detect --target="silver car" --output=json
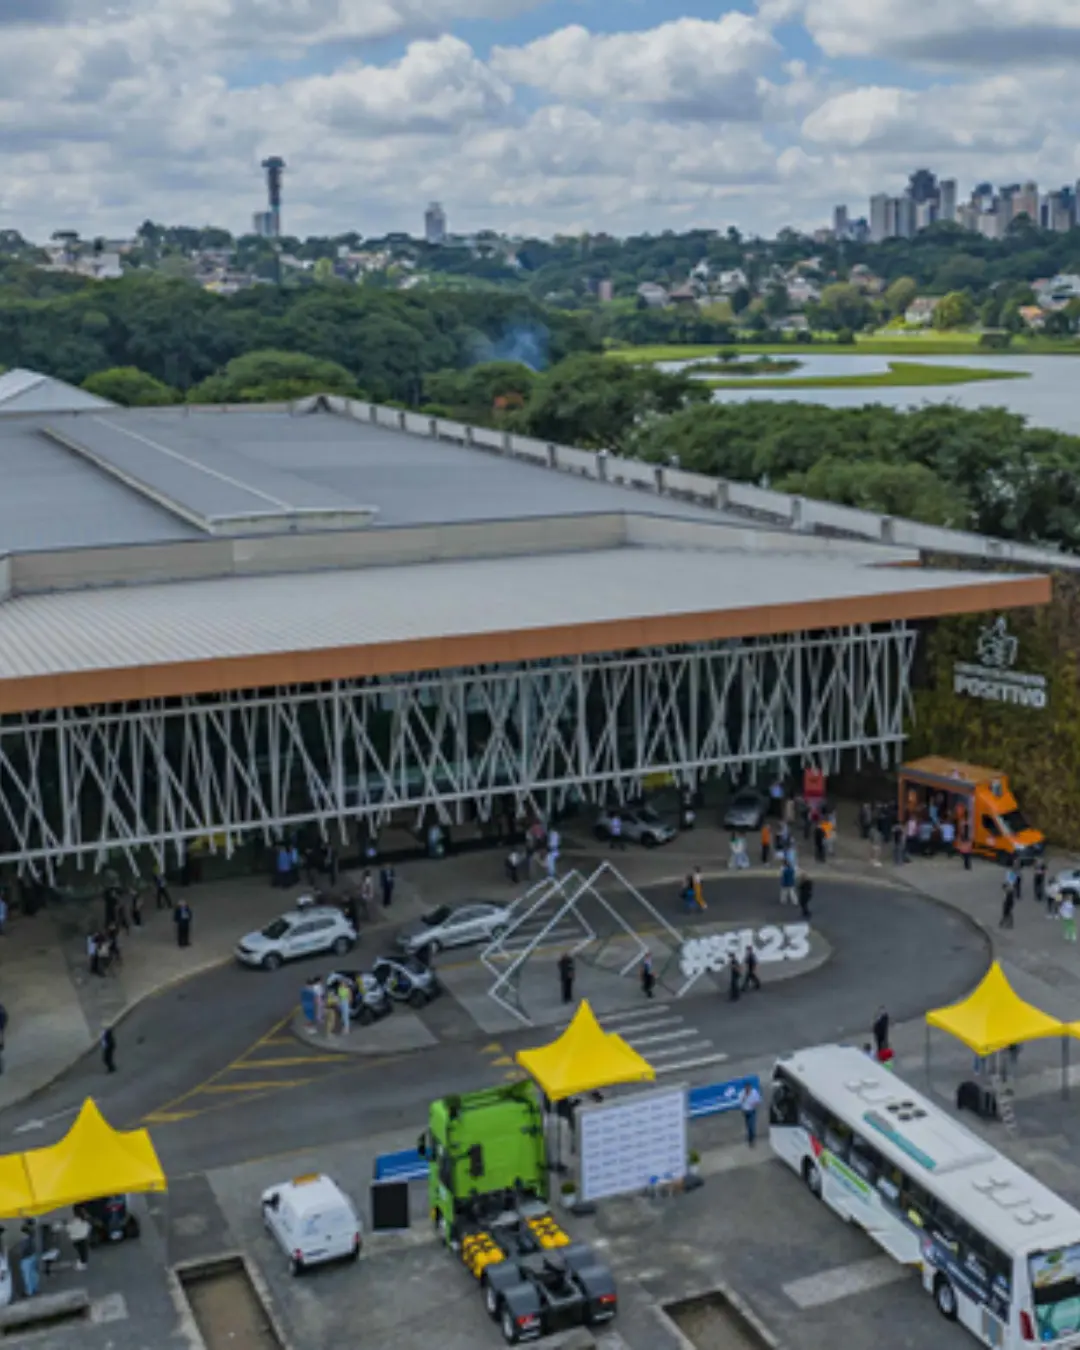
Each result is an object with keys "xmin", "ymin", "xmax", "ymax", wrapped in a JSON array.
[
  {"xmin": 723, "ymin": 789, "xmax": 769, "ymax": 831},
  {"xmin": 595, "ymin": 806, "xmax": 677, "ymax": 847},
  {"xmin": 395, "ymin": 902, "xmax": 509, "ymax": 956}
]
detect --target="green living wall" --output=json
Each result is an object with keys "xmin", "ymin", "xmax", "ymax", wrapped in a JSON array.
[{"xmin": 910, "ymin": 575, "xmax": 1080, "ymax": 849}]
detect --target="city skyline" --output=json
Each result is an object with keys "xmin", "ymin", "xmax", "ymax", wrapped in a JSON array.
[{"xmin": 2, "ymin": 2, "xmax": 1080, "ymax": 242}]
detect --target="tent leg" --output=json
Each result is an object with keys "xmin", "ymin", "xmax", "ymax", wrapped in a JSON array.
[
  {"xmin": 1063, "ymin": 1037, "xmax": 1070, "ymax": 1102},
  {"xmin": 924, "ymin": 1024, "xmax": 930, "ymax": 1086}
]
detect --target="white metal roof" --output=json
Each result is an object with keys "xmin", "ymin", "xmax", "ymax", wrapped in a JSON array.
[
  {"xmin": 0, "ymin": 545, "xmax": 1040, "ymax": 681},
  {"xmin": 0, "ymin": 369, "xmax": 112, "ymax": 415},
  {"xmin": 782, "ymin": 1045, "xmax": 1080, "ymax": 1255}
]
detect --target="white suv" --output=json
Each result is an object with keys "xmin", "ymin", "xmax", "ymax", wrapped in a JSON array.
[{"xmin": 235, "ymin": 906, "xmax": 357, "ymax": 971}]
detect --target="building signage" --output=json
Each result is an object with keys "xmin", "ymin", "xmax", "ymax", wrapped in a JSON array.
[{"xmin": 953, "ymin": 617, "xmax": 1047, "ymax": 710}]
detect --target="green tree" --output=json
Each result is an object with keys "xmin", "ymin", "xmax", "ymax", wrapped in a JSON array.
[
  {"xmin": 523, "ymin": 354, "xmax": 707, "ymax": 453},
  {"xmin": 883, "ymin": 276, "xmax": 918, "ymax": 319},
  {"xmin": 763, "ymin": 284, "xmax": 789, "ymax": 319},
  {"xmin": 816, "ymin": 283, "xmax": 873, "ymax": 331},
  {"xmin": 980, "ymin": 294, "xmax": 1003, "ymax": 328},
  {"xmin": 188, "ymin": 350, "xmax": 361, "ymax": 403},
  {"xmin": 932, "ymin": 291, "xmax": 976, "ymax": 330},
  {"xmin": 778, "ymin": 458, "xmax": 966, "ymax": 527},
  {"xmin": 730, "ymin": 286, "xmax": 752, "ymax": 315},
  {"xmin": 82, "ymin": 366, "xmax": 180, "ymax": 406}
]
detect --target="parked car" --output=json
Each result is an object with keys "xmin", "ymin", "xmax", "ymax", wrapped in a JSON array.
[
  {"xmin": 372, "ymin": 954, "xmax": 441, "ymax": 1007},
  {"xmin": 1048, "ymin": 869, "xmax": 1080, "ymax": 903},
  {"xmin": 261, "ymin": 1173, "xmax": 362, "ymax": 1275},
  {"xmin": 325, "ymin": 970, "xmax": 393, "ymax": 1025},
  {"xmin": 235, "ymin": 907, "xmax": 357, "ymax": 971},
  {"xmin": 396, "ymin": 901, "xmax": 509, "ymax": 957},
  {"xmin": 594, "ymin": 805, "xmax": 676, "ymax": 848},
  {"xmin": 723, "ymin": 788, "xmax": 769, "ymax": 831}
]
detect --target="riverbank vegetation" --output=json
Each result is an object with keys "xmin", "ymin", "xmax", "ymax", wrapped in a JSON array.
[{"xmin": 699, "ymin": 361, "xmax": 1028, "ymax": 391}]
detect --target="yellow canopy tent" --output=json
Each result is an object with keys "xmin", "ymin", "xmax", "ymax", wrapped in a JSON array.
[
  {"xmin": 0, "ymin": 1153, "xmax": 37, "ymax": 1218},
  {"xmin": 515, "ymin": 999, "xmax": 656, "ymax": 1101},
  {"xmin": 24, "ymin": 1098, "xmax": 166, "ymax": 1214},
  {"xmin": 925, "ymin": 962, "xmax": 1069, "ymax": 1099},
  {"xmin": 926, "ymin": 961, "xmax": 1064, "ymax": 1056}
]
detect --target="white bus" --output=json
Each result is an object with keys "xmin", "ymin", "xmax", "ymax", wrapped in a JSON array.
[{"xmin": 769, "ymin": 1044, "xmax": 1080, "ymax": 1349}]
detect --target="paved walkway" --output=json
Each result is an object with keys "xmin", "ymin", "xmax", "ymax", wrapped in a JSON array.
[{"xmin": 1, "ymin": 807, "xmax": 1076, "ymax": 1115}]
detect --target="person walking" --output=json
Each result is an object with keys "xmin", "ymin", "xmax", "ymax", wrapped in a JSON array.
[
  {"xmin": 640, "ymin": 950, "xmax": 655, "ymax": 1000},
  {"xmin": 1006, "ymin": 864, "xmax": 1022, "ymax": 901},
  {"xmin": 379, "ymin": 865, "xmax": 395, "ymax": 909},
  {"xmin": 101, "ymin": 1025, "xmax": 116, "ymax": 1074},
  {"xmin": 174, "ymin": 899, "xmax": 192, "ymax": 948},
  {"xmin": 797, "ymin": 871, "xmax": 813, "ymax": 919},
  {"xmin": 904, "ymin": 815, "xmax": 917, "ymax": 861},
  {"xmin": 957, "ymin": 829, "xmax": 972, "ymax": 871},
  {"xmin": 813, "ymin": 820, "xmax": 826, "ymax": 864},
  {"xmin": 872, "ymin": 1005, "xmax": 890, "ymax": 1057},
  {"xmin": 68, "ymin": 1208, "xmax": 91, "ymax": 1271},
  {"xmin": 742, "ymin": 944, "xmax": 761, "ymax": 993},
  {"xmin": 890, "ymin": 820, "xmax": 904, "ymax": 866},
  {"xmin": 1061, "ymin": 893, "xmax": 1077, "ymax": 944},
  {"xmin": 691, "ymin": 866, "xmax": 706, "ymax": 912},
  {"xmin": 779, "ymin": 858, "xmax": 796, "ymax": 906},
  {"xmin": 153, "ymin": 868, "xmax": 170, "ymax": 909},
  {"xmin": 131, "ymin": 886, "xmax": 143, "ymax": 928},
  {"xmin": 727, "ymin": 951, "xmax": 742, "ymax": 1002},
  {"xmin": 558, "ymin": 952, "xmax": 575, "ymax": 1005},
  {"xmin": 760, "ymin": 822, "xmax": 771, "ymax": 867},
  {"xmin": 739, "ymin": 1080, "xmax": 761, "ymax": 1147},
  {"xmin": 1001, "ymin": 880, "xmax": 1016, "ymax": 930},
  {"xmin": 608, "ymin": 812, "xmax": 624, "ymax": 850},
  {"xmin": 868, "ymin": 824, "xmax": 882, "ymax": 868}
]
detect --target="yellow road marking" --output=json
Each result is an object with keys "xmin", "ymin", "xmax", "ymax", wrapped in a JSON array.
[
  {"xmin": 481, "ymin": 1042, "xmax": 503, "ymax": 1055},
  {"xmin": 491, "ymin": 1056, "xmax": 514, "ymax": 1067},
  {"xmin": 142, "ymin": 1111, "xmax": 198, "ymax": 1124},
  {"xmin": 197, "ymin": 1079, "xmax": 315, "ymax": 1093},
  {"xmin": 260, "ymin": 1035, "xmax": 295, "ymax": 1046},
  {"xmin": 232, "ymin": 1055, "xmax": 347, "ymax": 1068}
]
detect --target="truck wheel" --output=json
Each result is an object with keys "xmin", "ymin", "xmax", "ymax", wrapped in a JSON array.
[
  {"xmin": 500, "ymin": 1307, "xmax": 520, "ymax": 1345},
  {"xmin": 482, "ymin": 1278, "xmax": 500, "ymax": 1320}
]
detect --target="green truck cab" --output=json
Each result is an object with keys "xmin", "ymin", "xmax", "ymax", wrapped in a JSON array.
[
  {"xmin": 425, "ymin": 1081, "xmax": 547, "ymax": 1238},
  {"xmin": 420, "ymin": 1081, "xmax": 617, "ymax": 1345}
]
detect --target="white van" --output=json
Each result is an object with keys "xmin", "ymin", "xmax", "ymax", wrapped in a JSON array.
[{"xmin": 260, "ymin": 1173, "xmax": 362, "ymax": 1275}]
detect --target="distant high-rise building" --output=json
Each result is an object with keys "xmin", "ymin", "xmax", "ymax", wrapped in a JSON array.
[
  {"xmin": 976, "ymin": 211, "xmax": 1003, "ymax": 241},
  {"xmin": 1013, "ymin": 182, "xmax": 1039, "ymax": 227},
  {"xmin": 424, "ymin": 202, "xmax": 447, "ymax": 245},
  {"xmin": 833, "ymin": 205, "xmax": 849, "ymax": 239},
  {"xmin": 260, "ymin": 156, "xmax": 285, "ymax": 237},
  {"xmin": 908, "ymin": 169, "xmax": 938, "ymax": 205},
  {"xmin": 939, "ymin": 179, "xmax": 958, "ymax": 223},
  {"xmin": 1043, "ymin": 191, "xmax": 1072, "ymax": 233},
  {"xmin": 869, "ymin": 194, "xmax": 891, "ymax": 243},
  {"xmin": 597, "ymin": 279, "xmax": 614, "ymax": 303},
  {"xmin": 252, "ymin": 211, "xmax": 275, "ymax": 238},
  {"xmin": 915, "ymin": 199, "xmax": 937, "ymax": 231},
  {"xmin": 895, "ymin": 195, "xmax": 916, "ymax": 239}
]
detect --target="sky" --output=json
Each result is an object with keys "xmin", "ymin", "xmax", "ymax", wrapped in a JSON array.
[{"xmin": 2, "ymin": 0, "xmax": 1080, "ymax": 242}]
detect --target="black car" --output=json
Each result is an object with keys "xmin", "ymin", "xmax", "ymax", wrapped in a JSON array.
[{"xmin": 82, "ymin": 1195, "xmax": 140, "ymax": 1245}]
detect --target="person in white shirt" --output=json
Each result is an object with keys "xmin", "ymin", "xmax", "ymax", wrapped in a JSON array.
[
  {"xmin": 67, "ymin": 1209, "xmax": 91, "ymax": 1270},
  {"xmin": 739, "ymin": 1081, "xmax": 762, "ymax": 1146}
]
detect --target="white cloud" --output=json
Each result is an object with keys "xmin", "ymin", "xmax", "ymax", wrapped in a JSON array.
[
  {"xmin": 491, "ymin": 16, "xmax": 777, "ymax": 119},
  {"xmin": 798, "ymin": 0, "xmax": 1080, "ymax": 63}
]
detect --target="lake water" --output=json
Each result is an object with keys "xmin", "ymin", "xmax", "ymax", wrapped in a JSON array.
[{"xmin": 659, "ymin": 355, "xmax": 1080, "ymax": 434}]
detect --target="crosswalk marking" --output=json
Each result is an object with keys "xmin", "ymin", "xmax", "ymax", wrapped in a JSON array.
[
  {"xmin": 626, "ymin": 1029, "xmax": 704, "ymax": 1047},
  {"xmin": 588, "ymin": 1004, "xmax": 725, "ymax": 1076},
  {"xmin": 782, "ymin": 1256, "xmax": 910, "ymax": 1309},
  {"xmin": 653, "ymin": 1051, "xmax": 730, "ymax": 1076}
]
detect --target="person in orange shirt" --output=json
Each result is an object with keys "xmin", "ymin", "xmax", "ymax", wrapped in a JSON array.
[{"xmin": 760, "ymin": 822, "xmax": 772, "ymax": 866}]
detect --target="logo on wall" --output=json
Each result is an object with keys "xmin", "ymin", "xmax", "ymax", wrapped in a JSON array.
[{"xmin": 953, "ymin": 616, "xmax": 1047, "ymax": 710}]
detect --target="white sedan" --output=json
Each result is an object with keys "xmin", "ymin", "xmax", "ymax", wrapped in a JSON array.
[
  {"xmin": 235, "ymin": 906, "xmax": 357, "ymax": 971},
  {"xmin": 595, "ymin": 806, "xmax": 677, "ymax": 847},
  {"xmin": 1048, "ymin": 869, "xmax": 1080, "ymax": 902}
]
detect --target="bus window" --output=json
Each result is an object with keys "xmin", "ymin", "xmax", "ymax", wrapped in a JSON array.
[
  {"xmin": 797, "ymin": 1093, "xmax": 828, "ymax": 1141},
  {"xmin": 849, "ymin": 1137, "xmax": 884, "ymax": 1185},
  {"xmin": 770, "ymin": 1079, "xmax": 799, "ymax": 1127},
  {"xmin": 824, "ymin": 1118, "xmax": 853, "ymax": 1162}
]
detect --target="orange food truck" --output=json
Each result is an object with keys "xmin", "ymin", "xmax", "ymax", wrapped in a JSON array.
[{"xmin": 898, "ymin": 756, "xmax": 1044, "ymax": 864}]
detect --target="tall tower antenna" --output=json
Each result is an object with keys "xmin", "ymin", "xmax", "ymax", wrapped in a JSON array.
[{"xmin": 261, "ymin": 156, "xmax": 286, "ymax": 237}]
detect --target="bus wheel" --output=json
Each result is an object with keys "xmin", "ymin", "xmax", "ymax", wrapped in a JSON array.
[
  {"xmin": 801, "ymin": 1159, "xmax": 822, "ymax": 1199},
  {"xmin": 934, "ymin": 1276, "xmax": 958, "ymax": 1321}
]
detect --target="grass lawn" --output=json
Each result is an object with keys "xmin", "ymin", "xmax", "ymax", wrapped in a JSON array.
[
  {"xmin": 608, "ymin": 334, "xmax": 1080, "ymax": 362},
  {"xmin": 700, "ymin": 361, "xmax": 1030, "ymax": 391}
]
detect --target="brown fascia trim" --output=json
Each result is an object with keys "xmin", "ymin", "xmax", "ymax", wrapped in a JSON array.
[{"xmin": 0, "ymin": 573, "xmax": 1051, "ymax": 716}]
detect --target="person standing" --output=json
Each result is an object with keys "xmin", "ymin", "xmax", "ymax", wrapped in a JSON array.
[
  {"xmin": 739, "ymin": 1080, "xmax": 761, "ymax": 1147},
  {"xmin": 337, "ymin": 982, "xmax": 351, "ymax": 1036},
  {"xmin": 380, "ymin": 865, "xmax": 395, "ymax": 909},
  {"xmin": 360, "ymin": 869, "xmax": 375, "ymax": 917},
  {"xmin": 872, "ymin": 1005, "xmax": 889, "ymax": 1057},
  {"xmin": 813, "ymin": 821, "xmax": 826, "ymax": 864},
  {"xmin": 153, "ymin": 868, "xmax": 171, "ymax": 909},
  {"xmin": 174, "ymin": 899, "xmax": 192, "ymax": 947},
  {"xmin": 957, "ymin": 829, "xmax": 972, "ymax": 871},
  {"xmin": 19, "ymin": 1224, "xmax": 39, "ymax": 1297},
  {"xmin": 1034, "ymin": 859, "xmax": 1048, "ymax": 912},
  {"xmin": 797, "ymin": 871, "xmax": 813, "ymax": 919},
  {"xmin": 1006, "ymin": 864, "xmax": 1022, "ymax": 901},
  {"xmin": 101, "ymin": 1025, "xmax": 116, "ymax": 1074},
  {"xmin": 1001, "ymin": 880, "xmax": 1016, "ymax": 930},
  {"xmin": 742, "ymin": 945, "xmax": 761, "ymax": 993},
  {"xmin": 891, "ymin": 820, "xmax": 904, "ymax": 866},
  {"xmin": 68, "ymin": 1208, "xmax": 91, "ymax": 1271},
  {"xmin": 558, "ymin": 952, "xmax": 575, "ymax": 1005},
  {"xmin": 131, "ymin": 887, "xmax": 143, "ymax": 928},
  {"xmin": 760, "ymin": 822, "xmax": 771, "ymax": 867},
  {"xmin": 868, "ymin": 824, "xmax": 882, "ymax": 868},
  {"xmin": 640, "ymin": 951, "xmax": 655, "ymax": 1000},
  {"xmin": 1061, "ymin": 893, "xmax": 1077, "ymax": 944},
  {"xmin": 691, "ymin": 866, "xmax": 706, "ymax": 912},
  {"xmin": 608, "ymin": 812, "xmax": 624, "ymax": 850},
  {"xmin": 904, "ymin": 815, "xmax": 917, "ymax": 861},
  {"xmin": 313, "ymin": 975, "xmax": 326, "ymax": 1028},
  {"xmin": 779, "ymin": 857, "xmax": 796, "ymax": 906},
  {"xmin": 727, "ymin": 951, "xmax": 742, "ymax": 1002}
]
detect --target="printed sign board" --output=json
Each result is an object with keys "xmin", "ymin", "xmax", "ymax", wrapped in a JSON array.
[
  {"xmin": 954, "ymin": 617, "xmax": 1047, "ymax": 710},
  {"xmin": 578, "ymin": 1084, "xmax": 687, "ymax": 1203}
]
